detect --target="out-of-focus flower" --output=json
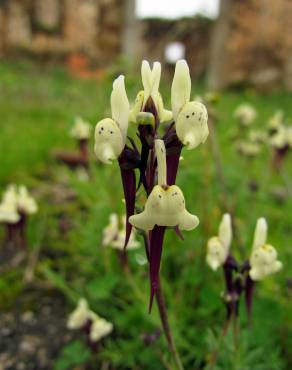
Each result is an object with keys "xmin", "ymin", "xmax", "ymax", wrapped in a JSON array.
[
  {"xmin": 67, "ymin": 299, "xmax": 113, "ymax": 342},
  {"xmin": 129, "ymin": 139, "xmax": 199, "ymax": 231},
  {"xmin": 94, "ymin": 76, "xmax": 130, "ymax": 164},
  {"xmin": 171, "ymin": 60, "xmax": 209, "ymax": 149},
  {"xmin": 17, "ymin": 186, "xmax": 38, "ymax": 215},
  {"xmin": 267, "ymin": 110, "xmax": 284, "ymax": 131},
  {"xmin": 0, "ymin": 185, "xmax": 37, "ymax": 219},
  {"xmin": 235, "ymin": 140, "xmax": 261, "ymax": 157},
  {"xmin": 249, "ymin": 129, "xmax": 267, "ymax": 144},
  {"xmin": 89, "ymin": 315, "xmax": 113, "ymax": 342},
  {"xmin": 70, "ymin": 116, "xmax": 91, "ymax": 140},
  {"xmin": 249, "ymin": 218, "xmax": 282, "ymax": 281},
  {"xmin": 0, "ymin": 200, "xmax": 20, "ymax": 224},
  {"xmin": 206, "ymin": 214, "xmax": 232, "ymax": 271},
  {"xmin": 234, "ymin": 103, "xmax": 257, "ymax": 126},
  {"xmin": 111, "ymin": 215, "xmax": 140, "ymax": 250},
  {"xmin": 129, "ymin": 60, "xmax": 172, "ymax": 123},
  {"xmin": 269, "ymin": 125, "xmax": 292, "ymax": 149},
  {"xmin": 67, "ymin": 298, "xmax": 92, "ymax": 329},
  {"xmin": 102, "ymin": 213, "xmax": 140, "ymax": 250},
  {"xmin": 102, "ymin": 213, "xmax": 119, "ymax": 246}
]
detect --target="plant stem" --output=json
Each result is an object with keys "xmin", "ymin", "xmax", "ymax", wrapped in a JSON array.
[{"xmin": 156, "ymin": 278, "xmax": 184, "ymax": 370}]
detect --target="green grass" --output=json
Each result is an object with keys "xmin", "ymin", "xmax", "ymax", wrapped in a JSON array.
[{"xmin": 0, "ymin": 60, "xmax": 291, "ymax": 369}]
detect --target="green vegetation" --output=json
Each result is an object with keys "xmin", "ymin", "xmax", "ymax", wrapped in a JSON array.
[{"xmin": 0, "ymin": 61, "xmax": 291, "ymax": 369}]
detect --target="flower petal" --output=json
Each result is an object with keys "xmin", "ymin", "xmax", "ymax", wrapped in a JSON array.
[
  {"xmin": 141, "ymin": 60, "xmax": 152, "ymax": 108},
  {"xmin": 218, "ymin": 213, "xmax": 232, "ymax": 249},
  {"xmin": 252, "ymin": 217, "xmax": 267, "ymax": 250},
  {"xmin": 176, "ymin": 101, "xmax": 208, "ymax": 150},
  {"xmin": 155, "ymin": 139, "xmax": 167, "ymax": 186},
  {"xmin": 171, "ymin": 60, "xmax": 191, "ymax": 121},
  {"xmin": 94, "ymin": 118, "xmax": 124, "ymax": 164},
  {"xmin": 111, "ymin": 75, "xmax": 130, "ymax": 142},
  {"xmin": 129, "ymin": 185, "xmax": 199, "ymax": 231}
]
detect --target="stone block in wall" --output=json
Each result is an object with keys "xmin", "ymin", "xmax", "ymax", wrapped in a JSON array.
[
  {"xmin": 64, "ymin": 0, "xmax": 99, "ymax": 56},
  {"xmin": 6, "ymin": 1, "xmax": 32, "ymax": 47},
  {"xmin": 34, "ymin": 0, "xmax": 60, "ymax": 31},
  {"xmin": 0, "ymin": 7, "xmax": 5, "ymax": 56}
]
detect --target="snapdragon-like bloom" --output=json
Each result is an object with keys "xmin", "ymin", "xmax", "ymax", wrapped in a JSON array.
[
  {"xmin": 0, "ymin": 200, "xmax": 20, "ymax": 224},
  {"xmin": 89, "ymin": 315, "xmax": 113, "ymax": 342},
  {"xmin": 249, "ymin": 218, "xmax": 282, "ymax": 281},
  {"xmin": 129, "ymin": 139, "xmax": 199, "ymax": 231},
  {"xmin": 269, "ymin": 124, "xmax": 292, "ymax": 149},
  {"xmin": 102, "ymin": 214, "xmax": 140, "ymax": 250},
  {"xmin": 67, "ymin": 298, "xmax": 113, "ymax": 343},
  {"xmin": 267, "ymin": 110, "xmax": 284, "ymax": 131},
  {"xmin": 67, "ymin": 298, "xmax": 92, "ymax": 329},
  {"xmin": 206, "ymin": 214, "xmax": 232, "ymax": 271},
  {"xmin": 129, "ymin": 60, "xmax": 172, "ymax": 123},
  {"xmin": 94, "ymin": 76, "xmax": 130, "ymax": 164},
  {"xmin": 102, "ymin": 213, "xmax": 119, "ymax": 246},
  {"xmin": 235, "ymin": 140, "xmax": 261, "ymax": 157},
  {"xmin": 234, "ymin": 103, "xmax": 257, "ymax": 126},
  {"xmin": 171, "ymin": 60, "xmax": 209, "ymax": 149},
  {"xmin": 1, "ymin": 185, "xmax": 37, "ymax": 217},
  {"xmin": 17, "ymin": 186, "xmax": 38, "ymax": 215},
  {"xmin": 70, "ymin": 116, "xmax": 91, "ymax": 140}
]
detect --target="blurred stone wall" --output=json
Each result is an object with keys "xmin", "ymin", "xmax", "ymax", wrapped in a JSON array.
[
  {"xmin": 208, "ymin": 0, "xmax": 292, "ymax": 90},
  {"xmin": 0, "ymin": 0, "xmax": 124, "ymax": 63},
  {"xmin": 140, "ymin": 17, "xmax": 212, "ymax": 78}
]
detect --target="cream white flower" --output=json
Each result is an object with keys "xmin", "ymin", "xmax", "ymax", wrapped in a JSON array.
[
  {"xmin": 129, "ymin": 139, "xmax": 199, "ymax": 231},
  {"xmin": 17, "ymin": 186, "xmax": 38, "ymax": 215},
  {"xmin": 1, "ymin": 185, "xmax": 37, "ymax": 217},
  {"xmin": 90, "ymin": 315, "xmax": 113, "ymax": 342},
  {"xmin": 206, "ymin": 214, "xmax": 232, "ymax": 271},
  {"xmin": 70, "ymin": 116, "xmax": 91, "ymax": 140},
  {"xmin": 249, "ymin": 218, "xmax": 282, "ymax": 281},
  {"xmin": 111, "ymin": 215, "xmax": 140, "ymax": 250},
  {"xmin": 171, "ymin": 60, "xmax": 209, "ymax": 149},
  {"xmin": 67, "ymin": 298, "xmax": 91, "ymax": 330},
  {"xmin": 129, "ymin": 61, "xmax": 172, "ymax": 124},
  {"xmin": 269, "ymin": 124, "xmax": 292, "ymax": 149},
  {"xmin": 0, "ymin": 201, "xmax": 20, "ymax": 224},
  {"xmin": 267, "ymin": 110, "xmax": 284, "ymax": 130},
  {"xmin": 94, "ymin": 76, "xmax": 130, "ymax": 164},
  {"xmin": 102, "ymin": 213, "xmax": 140, "ymax": 250},
  {"xmin": 102, "ymin": 213, "xmax": 119, "ymax": 246},
  {"xmin": 235, "ymin": 140, "xmax": 261, "ymax": 157},
  {"xmin": 234, "ymin": 103, "xmax": 257, "ymax": 126}
]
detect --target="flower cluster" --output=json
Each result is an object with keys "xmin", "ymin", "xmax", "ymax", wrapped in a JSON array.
[
  {"xmin": 0, "ymin": 185, "xmax": 37, "ymax": 224},
  {"xmin": 70, "ymin": 116, "xmax": 91, "ymax": 140},
  {"xmin": 67, "ymin": 298, "xmax": 113, "ymax": 343},
  {"xmin": 206, "ymin": 214, "xmax": 282, "ymax": 321},
  {"xmin": 94, "ymin": 60, "xmax": 209, "ymax": 309}
]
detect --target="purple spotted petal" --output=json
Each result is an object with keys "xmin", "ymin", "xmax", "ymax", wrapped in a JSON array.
[{"xmin": 148, "ymin": 226, "xmax": 166, "ymax": 313}]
